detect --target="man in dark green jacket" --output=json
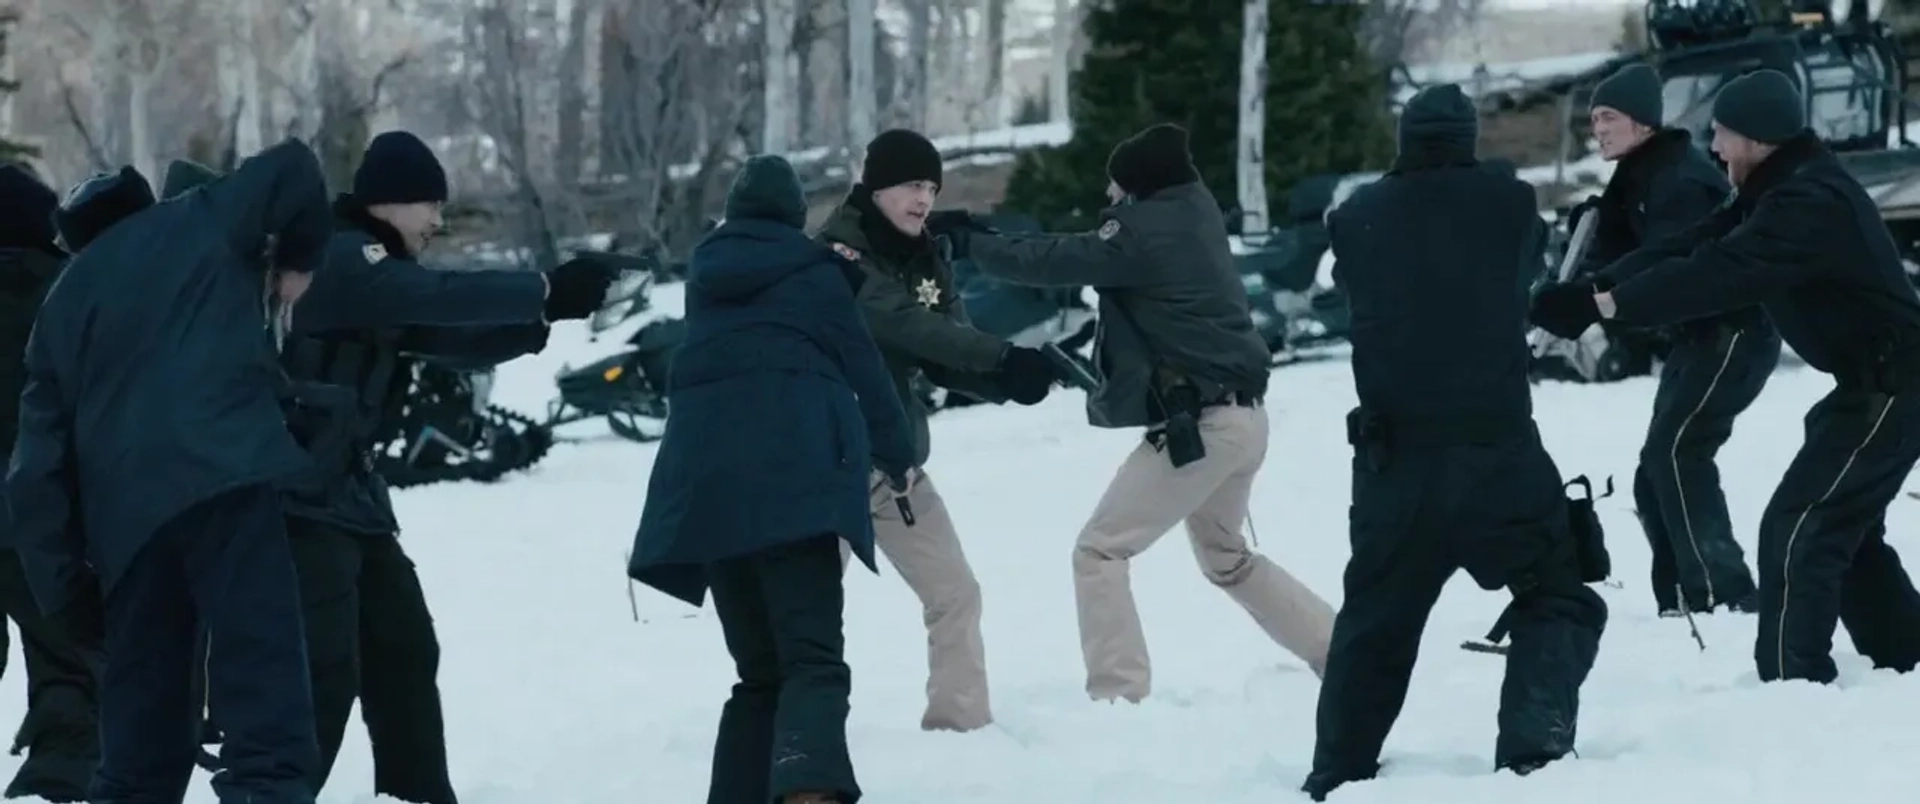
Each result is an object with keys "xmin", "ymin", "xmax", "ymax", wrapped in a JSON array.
[{"xmin": 815, "ymin": 129, "xmax": 1059, "ymax": 732}]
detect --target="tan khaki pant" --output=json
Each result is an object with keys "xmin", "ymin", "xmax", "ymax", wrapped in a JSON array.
[
  {"xmin": 841, "ymin": 469, "xmax": 992, "ymax": 731},
  {"xmin": 1074, "ymin": 404, "xmax": 1333, "ymax": 702}
]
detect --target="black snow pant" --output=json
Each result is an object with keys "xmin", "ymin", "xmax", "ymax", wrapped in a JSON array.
[
  {"xmin": 0, "ymin": 549, "xmax": 100, "ymax": 803},
  {"xmin": 287, "ymin": 517, "xmax": 456, "ymax": 804},
  {"xmin": 1753, "ymin": 385, "xmax": 1920, "ymax": 683},
  {"xmin": 1307, "ymin": 412, "xmax": 1607, "ymax": 800},
  {"xmin": 96, "ymin": 484, "xmax": 318, "ymax": 804},
  {"xmin": 706, "ymin": 534, "xmax": 859, "ymax": 804},
  {"xmin": 1633, "ymin": 325, "xmax": 1777, "ymax": 613}
]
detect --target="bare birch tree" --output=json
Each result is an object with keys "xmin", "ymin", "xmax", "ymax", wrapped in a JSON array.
[
  {"xmin": 1237, "ymin": 0, "xmax": 1269, "ymax": 238},
  {"xmin": 847, "ymin": 0, "xmax": 876, "ymax": 163},
  {"xmin": 763, "ymin": 0, "xmax": 798, "ymax": 152}
]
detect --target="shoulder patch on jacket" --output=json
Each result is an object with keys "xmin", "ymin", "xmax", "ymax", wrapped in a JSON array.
[
  {"xmin": 1097, "ymin": 219, "xmax": 1122, "ymax": 241},
  {"xmin": 362, "ymin": 243, "xmax": 387, "ymax": 264},
  {"xmin": 829, "ymin": 242, "xmax": 862, "ymax": 262}
]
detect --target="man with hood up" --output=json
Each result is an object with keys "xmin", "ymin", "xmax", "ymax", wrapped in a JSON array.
[
  {"xmin": 633, "ymin": 154, "xmax": 915, "ymax": 804},
  {"xmin": 813, "ymin": 128, "xmax": 1060, "ymax": 732},
  {"xmin": 1534, "ymin": 69, "xmax": 1920, "ymax": 684},
  {"xmin": 274, "ymin": 131, "xmax": 619, "ymax": 803},
  {"xmin": 1579, "ymin": 64, "xmax": 1774, "ymax": 618},
  {"xmin": 153, "ymin": 156, "xmax": 264, "ymax": 772},
  {"xmin": 0, "ymin": 162, "xmax": 98, "ymax": 803},
  {"xmin": 943, "ymin": 123, "xmax": 1335, "ymax": 700},
  {"xmin": 1304, "ymin": 85, "xmax": 1608, "ymax": 799},
  {"xmin": 7, "ymin": 138, "xmax": 334, "ymax": 803}
]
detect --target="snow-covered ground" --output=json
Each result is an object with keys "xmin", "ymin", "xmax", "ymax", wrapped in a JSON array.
[{"xmin": 5, "ymin": 282, "xmax": 1918, "ymax": 802}]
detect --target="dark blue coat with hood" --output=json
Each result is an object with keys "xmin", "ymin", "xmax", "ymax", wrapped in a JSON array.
[
  {"xmin": 629, "ymin": 217, "xmax": 913, "ymax": 606},
  {"xmin": 7, "ymin": 139, "xmax": 332, "ymax": 616}
]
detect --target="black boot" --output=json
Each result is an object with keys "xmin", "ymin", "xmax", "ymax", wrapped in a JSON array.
[
  {"xmin": 4, "ymin": 705, "xmax": 97, "ymax": 803},
  {"xmin": 1301, "ymin": 760, "xmax": 1380, "ymax": 802}
]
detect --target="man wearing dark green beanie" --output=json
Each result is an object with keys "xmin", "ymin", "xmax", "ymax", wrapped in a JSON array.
[
  {"xmin": 1532, "ymin": 67, "xmax": 1920, "ymax": 685},
  {"xmin": 1578, "ymin": 63, "xmax": 1774, "ymax": 619}
]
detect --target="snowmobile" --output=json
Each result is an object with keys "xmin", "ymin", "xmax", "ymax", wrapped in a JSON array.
[
  {"xmin": 544, "ymin": 317, "xmax": 681, "ymax": 443},
  {"xmin": 371, "ymin": 362, "xmax": 554, "ymax": 490},
  {"xmin": 1230, "ymin": 173, "xmax": 1374, "ymax": 364},
  {"xmin": 543, "ymin": 266, "xmax": 680, "ymax": 443}
]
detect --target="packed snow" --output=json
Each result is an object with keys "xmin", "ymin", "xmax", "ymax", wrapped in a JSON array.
[{"xmin": 3, "ymin": 282, "xmax": 1916, "ymax": 803}]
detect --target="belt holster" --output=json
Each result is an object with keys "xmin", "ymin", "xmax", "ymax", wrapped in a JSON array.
[
  {"xmin": 1148, "ymin": 385, "xmax": 1206, "ymax": 468},
  {"xmin": 1345, "ymin": 407, "xmax": 1388, "ymax": 471}
]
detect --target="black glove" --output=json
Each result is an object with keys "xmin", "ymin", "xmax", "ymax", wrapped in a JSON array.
[
  {"xmin": 543, "ymin": 256, "xmax": 622, "ymax": 321},
  {"xmin": 928, "ymin": 210, "xmax": 995, "ymax": 261},
  {"xmin": 1529, "ymin": 282, "xmax": 1604, "ymax": 339},
  {"xmin": 927, "ymin": 209, "xmax": 992, "ymax": 237},
  {"xmin": 996, "ymin": 346, "xmax": 1055, "ymax": 405}
]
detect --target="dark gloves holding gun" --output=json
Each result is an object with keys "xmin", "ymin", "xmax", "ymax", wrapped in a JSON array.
[
  {"xmin": 927, "ymin": 210, "xmax": 996, "ymax": 261},
  {"xmin": 997, "ymin": 346, "xmax": 1057, "ymax": 405},
  {"xmin": 1529, "ymin": 281, "xmax": 1603, "ymax": 340},
  {"xmin": 543, "ymin": 253, "xmax": 628, "ymax": 321}
]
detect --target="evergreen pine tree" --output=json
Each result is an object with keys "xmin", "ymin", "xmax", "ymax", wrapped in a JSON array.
[
  {"xmin": 1002, "ymin": 0, "xmax": 1392, "ymax": 231},
  {"xmin": 0, "ymin": 8, "xmax": 37, "ymax": 164}
]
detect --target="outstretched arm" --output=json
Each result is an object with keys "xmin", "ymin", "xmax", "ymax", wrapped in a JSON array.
[
  {"xmin": 851, "ymin": 263, "xmax": 1007, "ymax": 373},
  {"xmin": 289, "ymin": 243, "xmax": 548, "ymax": 336},
  {"xmin": 1605, "ymin": 184, "xmax": 1828, "ymax": 325},
  {"xmin": 970, "ymin": 220, "xmax": 1152, "ymax": 288},
  {"xmin": 402, "ymin": 323, "xmax": 551, "ymax": 368}
]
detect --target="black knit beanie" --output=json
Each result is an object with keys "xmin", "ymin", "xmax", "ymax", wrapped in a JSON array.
[
  {"xmin": 53, "ymin": 166, "xmax": 156, "ymax": 253},
  {"xmin": 0, "ymin": 163, "xmax": 60, "ymax": 252},
  {"xmin": 1712, "ymin": 69, "xmax": 1805, "ymax": 145},
  {"xmin": 161, "ymin": 159, "xmax": 221, "ymax": 199},
  {"xmin": 725, "ymin": 155, "xmax": 808, "ymax": 229},
  {"xmin": 1590, "ymin": 64, "xmax": 1664, "ymax": 128},
  {"xmin": 1107, "ymin": 123, "xmax": 1200, "ymax": 198},
  {"xmin": 861, "ymin": 129, "xmax": 943, "ymax": 191},
  {"xmin": 1398, "ymin": 84, "xmax": 1479, "ymax": 156},
  {"xmin": 353, "ymin": 131, "xmax": 450, "ymax": 205}
]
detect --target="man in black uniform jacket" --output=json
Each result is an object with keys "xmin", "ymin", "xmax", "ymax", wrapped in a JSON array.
[
  {"xmin": 1305, "ymin": 84, "xmax": 1608, "ymax": 801},
  {"xmin": 1533, "ymin": 69, "xmax": 1920, "ymax": 683},
  {"xmin": 1581, "ymin": 64, "xmax": 1775, "ymax": 616},
  {"xmin": 0, "ymin": 164, "xmax": 97, "ymax": 803},
  {"xmin": 272, "ymin": 132, "xmax": 618, "ymax": 803}
]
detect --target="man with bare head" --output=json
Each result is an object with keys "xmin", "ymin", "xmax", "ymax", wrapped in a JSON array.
[
  {"xmin": 1533, "ymin": 69, "xmax": 1920, "ymax": 683},
  {"xmin": 1580, "ymin": 63, "xmax": 1775, "ymax": 619}
]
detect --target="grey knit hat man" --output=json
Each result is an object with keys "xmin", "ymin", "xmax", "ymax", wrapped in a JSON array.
[
  {"xmin": 1711, "ymin": 69, "xmax": 1806, "ymax": 145},
  {"xmin": 1590, "ymin": 64, "xmax": 1664, "ymax": 128}
]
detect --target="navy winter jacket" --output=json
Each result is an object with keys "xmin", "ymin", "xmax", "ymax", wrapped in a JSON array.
[
  {"xmin": 7, "ymin": 139, "xmax": 331, "ymax": 615},
  {"xmin": 629, "ymin": 218, "xmax": 912, "ymax": 606}
]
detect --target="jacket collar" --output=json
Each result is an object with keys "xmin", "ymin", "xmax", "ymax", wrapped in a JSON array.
[
  {"xmin": 333, "ymin": 193, "xmax": 413, "ymax": 259},
  {"xmin": 1735, "ymin": 130, "xmax": 1826, "ymax": 207}
]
